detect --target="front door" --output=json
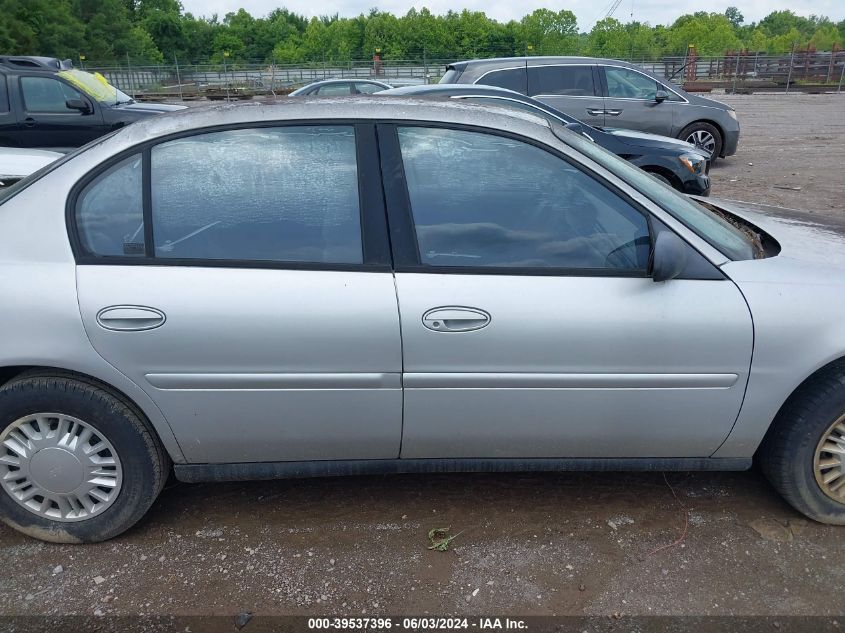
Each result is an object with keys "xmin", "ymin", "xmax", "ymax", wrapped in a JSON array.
[
  {"xmin": 17, "ymin": 75, "xmax": 104, "ymax": 149},
  {"xmin": 599, "ymin": 66, "xmax": 679, "ymax": 135},
  {"xmin": 382, "ymin": 123, "xmax": 753, "ymax": 459},
  {"xmin": 74, "ymin": 124, "xmax": 402, "ymax": 463}
]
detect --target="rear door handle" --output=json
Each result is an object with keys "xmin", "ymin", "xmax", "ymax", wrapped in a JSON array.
[
  {"xmin": 605, "ymin": 109, "xmax": 622, "ymax": 116},
  {"xmin": 422, "ymin": 307, "xmax": 490, "ymax": 332},
  {"xmin": 24, "ymin": 117, "xmax": 36, "ymax": 128},
  {"xmin": 96, "ymin": 306, "xmax": 166, "ymax": 331},
  {"xmin": 586, "ymin": 109, "xmax": 604, "ymax": 116}
]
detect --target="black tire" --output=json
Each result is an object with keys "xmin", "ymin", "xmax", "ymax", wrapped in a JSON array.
[
  {"xmin": 679, "ymin": 121, "xmax": 723, "ymax": 161},
  {"xmin": 759, "ymin": 363, "xmax": 845, "ymax": 524},
  {"xmin": 0, "ymin": 374, "xmax": 169, "ymax": 542}
]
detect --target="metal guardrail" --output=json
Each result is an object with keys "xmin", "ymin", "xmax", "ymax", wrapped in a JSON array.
[{"xmin": 85, "ymin": 52, "xmax": 845, "ymax": 100}]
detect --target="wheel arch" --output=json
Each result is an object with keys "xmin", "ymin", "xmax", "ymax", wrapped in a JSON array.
[
  {"xmin": 0, "ymin": 364, "xmax": 185, "ymax": 464},
  {"xmin": 679, "ymin": 119, "xmax": 725, "ymax": 157},
  {"xmin": 641, "ymin": 165, "xmax": 683, "ymax": 192},
  {"xmin": 761, "ymin": 356, "xmax": 845, "ymax": 437}
]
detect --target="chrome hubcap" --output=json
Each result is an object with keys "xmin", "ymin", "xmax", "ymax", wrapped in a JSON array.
[
  {"xmin": 686, "ymin": 130, "xmax": 716, "ymax": 154},
  {"xmin": 814, "ymin": 414, "xmax": 845, "ymax": 503},
  {"xmin": 0, "ymin": 414, "xmax": 122, "ymax": 521}
]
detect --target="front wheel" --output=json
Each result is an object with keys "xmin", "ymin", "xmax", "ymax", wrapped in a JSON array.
[
  {"xmin": 0, "ymin": 374, "xmax": 169, "ymax": 542},
  {"xmin": 680, "ymin": 122, "xmax": 722, "ymax": 160},
  {"xmin": 759, "ymin": 366, "xmax": 845, "ymax": 524}
]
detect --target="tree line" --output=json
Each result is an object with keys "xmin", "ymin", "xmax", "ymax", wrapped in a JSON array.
[{"xmin": 1, "ymin": 0, "xmax": 843, "ymax": 66}]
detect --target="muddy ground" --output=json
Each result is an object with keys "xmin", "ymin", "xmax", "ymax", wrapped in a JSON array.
[{"xmin": 1, "ymin": 93, "xmax": 844, "ymax": 624}]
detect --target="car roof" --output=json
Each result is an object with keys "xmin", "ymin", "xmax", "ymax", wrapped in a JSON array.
[
  {"xmin": 449, "ymin": 56, "xmax": 636, "ymax": 69},
  {"xmin": 0, "ymin": 56, "xmax": 70, "ymax": 73},
  {"xmin": 101, "ymin": 96, "xmax": 553, "ymax": 150},
  {"xmin": 299, "ymin": 79, "xmax": 391, "ymax": 87},
  {"xmin": 381, "ymin": 84, "xmax": 523, "ymax": 97}
]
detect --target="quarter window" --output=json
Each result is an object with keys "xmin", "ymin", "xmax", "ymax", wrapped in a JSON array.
[
  {"xmin": 76, "ymin": 154, "xmax": 145, "ymax": 257},
  {"xmin": 604, "ymin": 67, "xmax": 659, "ymax": 100},
  {"xmin": 397, "ymin": 127, "xmax": 650, "ymax": 271},
  {"xmin": 21, "ymin": 77, "xmax": 85, "ymax": 113},
  {"xmin": 527, "ymin": 65, "xmax": 596, "ymax": 97},
  {"xmin": 150, "ymin": 126, "xmax": 362, "ymax": 263}
]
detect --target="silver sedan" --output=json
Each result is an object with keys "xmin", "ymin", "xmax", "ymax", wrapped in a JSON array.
[{"xmin": 0, "ymin": 97, "xmax": 843, "ymax": 543}]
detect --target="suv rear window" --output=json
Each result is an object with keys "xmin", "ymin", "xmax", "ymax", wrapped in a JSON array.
[
  {"xmin": 528, "ymin": 65, "xmax": 596, "ymax": 97},
  {"xmin": 478, "ymin": 68, "xmax": 527, "ymax": 94}
]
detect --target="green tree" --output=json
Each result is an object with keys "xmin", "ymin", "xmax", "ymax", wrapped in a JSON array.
[
  {"xmin": 724, "ymin": 7, "xmax": 744, "ymax": 29},
  {"xmin": 519, "ymin": 9, "xmax": 578, "ymax": 55},
  {"xmin": 667, "ymin": 12, "xmax": 741, "ymax": 55},
  {"xmin": 809, "ymin": 25, "xmax": 842, "ymax": 51},
  {"xmin": 586, "ymin": 18, "xmax": 628, "ymax": 59}
]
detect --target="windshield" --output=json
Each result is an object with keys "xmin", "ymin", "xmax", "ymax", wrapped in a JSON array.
[
  {"xmin": 58, "ymin": 69, "xmax": 132, "ymax": 106},
  {"xmin": 553, "ymin": 123, "xmax": 755, "ymax": 261}
]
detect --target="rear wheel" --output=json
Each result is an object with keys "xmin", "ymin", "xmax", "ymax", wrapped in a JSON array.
[
  {"xmin": 759, "ymin": 365, "xmax": 845, "ymax": 524},
  {"xmin": 0, "ymin": 374, "xmax": 169, "ymax": 542},
  {"xmin": 680, "ymin": 122, "xmax": 722, "ymax": 160}
]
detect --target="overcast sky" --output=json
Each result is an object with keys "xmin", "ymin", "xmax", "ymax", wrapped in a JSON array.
[{"xmin": 179, "ymin": 0, "xmax": 844, "ymax": 30}]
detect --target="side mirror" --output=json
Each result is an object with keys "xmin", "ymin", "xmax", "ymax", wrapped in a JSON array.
[
  {"xmin": 651, "ymin": 231, "xmax": 688, "ymax": 282},
  {"xmin": 66, "ymin": 98, "xmax": 92, "ymax": 114},
  {"xmin": 655, "ymin": 90, "xmax": 668, "ymax": 103}
]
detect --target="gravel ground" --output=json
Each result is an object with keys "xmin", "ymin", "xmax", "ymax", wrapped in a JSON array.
[{"xmin": 1, "ymin": 93, "xmax": 844, "ymax": 624}]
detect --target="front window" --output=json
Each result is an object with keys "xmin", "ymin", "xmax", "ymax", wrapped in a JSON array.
[
  {"xmin": 20, "ymin": 76, "xmax": 85, "ymax": 113},
  {"xmin": 397, "ymin": 126, "xmax": 650, "ymax": 271},
  {"xmin": 554, "ymin": 123, "xmax": 755, "ymax": 260},
  {"xmin": 604, "ymin": 67, "xmax": 659, "ymax": 100},
  {"xmin": 58, "ymin": 69, "xmax": 131, "ymax": 106}
]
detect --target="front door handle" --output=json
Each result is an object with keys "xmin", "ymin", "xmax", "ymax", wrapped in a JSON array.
[
  {"xmin": 96, "ymin": 305, "xmax": 166, "ymax": 331},
  {"xmin": 605, "ymin": 109, "xmax": 623, "ymax": 116},
  {"xmin": 422, "ymin": 307, "xmax": 490, "ymax": 333},
  {"xmin": 24, "ymin": 117, "xmax": 37, "ymax": 128},
  {"xmin": 586, "ymin": 109, "xmax": 604, "ymax": 117}
]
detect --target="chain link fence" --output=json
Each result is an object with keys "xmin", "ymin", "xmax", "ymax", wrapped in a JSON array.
[{"xmin": 83, "ymin": 51, "xmax": 845, "ymax": 102}]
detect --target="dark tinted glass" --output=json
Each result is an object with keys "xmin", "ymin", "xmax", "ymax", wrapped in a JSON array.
[
  {"xmin": 398, "ymin": 127, "xmax": 650, "ymax": 270},
  {"xmin": 604, "ymin": 67, "xmax": 658, "ymax": 100},
  {"xmin": 479, "ymin": 68, "xmax": 527, "ymax": 94},
  {"xmin": 151, "ymin": 126, "xmax": 362, "ymax": 264},
  {"xmin": 315, "ymin": 83, "xmax": 352, "ymax": 95},
  {"xmin": 21, "ymin": 77, "xmax": 83, "ymax": 112},
  {"xmin": 527, "ymin": 65, "xmax": 596, "ymax": 97},
  {"xmin": 76, "ymin": 154, "xmax": 145, "ymax": 257},
  {"xmin": 0, "ymin": 76, "xmax": 8, "ymax": 113},
  {"xmin": 355, "ymin": 82, "xmax": 385, "ymax": 94}
]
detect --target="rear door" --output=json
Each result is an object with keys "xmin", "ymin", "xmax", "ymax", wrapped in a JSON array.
[
  {"xmin": 528, "ymin": 64, "xmax": 605, "ymax": 127},
  {"xmin": 599, "ymin": 65, "xmax": 680, "ymax": 135},
  {"xmin": 380, "ymin": 123, "xmax": 753, "ymax": 459},
  {"xmin": 17, "ymin": 75, "xmax": 105, "ymax": 149},
  {"xmin": 73, "ymin": 123, "xmax": 403, "ymax": 464}
]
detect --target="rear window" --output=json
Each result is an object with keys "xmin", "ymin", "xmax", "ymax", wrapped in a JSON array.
[
  {"xmin": 477, "ymin": 68, "xmax": 527, "ymax": 94},
  {"xmin": 528, "ymin": 65, "xmax": 596, "ymax": 97}
]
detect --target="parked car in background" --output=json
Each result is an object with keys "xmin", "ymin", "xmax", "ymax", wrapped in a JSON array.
[
  {"xmin": 0, "ymin": 146, "xmax": 62, "ymax": 187},
  {"xmin": 289, "ymin": 79, "xmax": 392, "ymax": 96},
  {"xmin": 4, "ymin": 97, "xmax": 845, "ymax": 544},
  {"xmin": 0, "ymin": 56, "xmax": 185, "ymax": 152},
  {"xmin": 382, "ymin": 84, "xmax": 711, "ymax": 195},
  {"xmin": 441, "ymin": 57, "xmax": 740, "ymax": 159}
]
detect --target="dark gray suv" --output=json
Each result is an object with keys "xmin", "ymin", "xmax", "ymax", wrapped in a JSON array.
[{"xmin": 441, "ymin": 57, "xmax": 740, "ymax": 159}]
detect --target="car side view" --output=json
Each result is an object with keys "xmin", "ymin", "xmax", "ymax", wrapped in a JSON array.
[
  {"xmin": 441, "ymin": 56, "xmax": 740, "ymax": 159},
  {"xmin": 0, "ymin": 56, "xmax": 185, "ymax": 151},
  {"xmin": 381, "ymin": 84, "xmax": 711, "ymax": 195},
  {"xmin": 1, "ymin": 97, "xmax": 844, "ymax": 544}
]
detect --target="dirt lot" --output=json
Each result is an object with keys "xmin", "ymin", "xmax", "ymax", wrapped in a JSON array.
[
  {"xmin": 708, "ymin": 93, "xmax": 845, "ymax": 214},
  {"xmin": 1, "ymin": 93, "xmax": 844, "ymax": 625}
]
